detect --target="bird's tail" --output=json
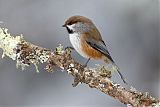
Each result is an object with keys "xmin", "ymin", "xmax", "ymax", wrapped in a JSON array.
[
  {"xmin": 112, "ymin": 64, "xmax": 127, "ymax": 84},
  {"xmin": 104, "ymin": 58, "xmax": 127, "ymax": 84},
  {"xmin": 117, "ymin": 69, "xmax": 127, "ymax": 84}
]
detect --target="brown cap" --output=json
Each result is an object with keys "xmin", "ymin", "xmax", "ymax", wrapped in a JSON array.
[{"xmin": 63, "ymin": 15, "xmax": 93, "ymax": 26}]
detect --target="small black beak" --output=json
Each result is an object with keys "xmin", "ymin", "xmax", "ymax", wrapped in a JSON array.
[{"xmin": 62, "ymin": 24, "xmax": 66, "ymax": 27}]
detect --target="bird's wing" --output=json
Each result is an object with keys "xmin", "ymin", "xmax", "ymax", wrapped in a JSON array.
[{"xmin": 86, "ymin": 38, "xmax": 114, "ymax": 63}]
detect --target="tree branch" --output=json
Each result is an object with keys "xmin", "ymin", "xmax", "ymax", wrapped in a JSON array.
[{"xmin": 0, "ymin": 27, "xmax": 159, "ymax": 107}]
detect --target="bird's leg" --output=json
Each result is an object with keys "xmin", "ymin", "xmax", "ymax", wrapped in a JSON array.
[{"xmin": 83, "ymin": 58, "xmax": 91, "ymax": 68}]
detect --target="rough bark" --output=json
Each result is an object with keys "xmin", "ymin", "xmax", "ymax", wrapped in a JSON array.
[{"xmin": 0, "ymin": 27, "xmax": 159, "ymax": 107}]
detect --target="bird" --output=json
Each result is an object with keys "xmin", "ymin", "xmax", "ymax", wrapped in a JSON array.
[{"xmin": 62, "ymin": 15, "xmax": 127, "ymax": 84}]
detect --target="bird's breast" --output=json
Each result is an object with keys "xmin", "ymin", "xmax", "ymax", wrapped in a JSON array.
[
  {"xmin": 69, "ymin": 33, "xmax": 89, "ymax": 58},
  {"xmin": 69, "ymin": 33, "xmax": 103, "ymax": 59}
]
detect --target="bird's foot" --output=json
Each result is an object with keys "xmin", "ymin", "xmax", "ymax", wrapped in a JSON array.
[
  {"xmin": 65, "ymin": 46, "xmax": 74, "ymax": 51},
  {"xmin": 82, "ymin": 58, "xmax": 90, "ymax": 68}
]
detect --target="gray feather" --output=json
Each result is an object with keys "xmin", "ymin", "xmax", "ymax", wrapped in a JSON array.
[{"xmin": 86, "ymin": 39, "xmax": 114, "ymax": 63}]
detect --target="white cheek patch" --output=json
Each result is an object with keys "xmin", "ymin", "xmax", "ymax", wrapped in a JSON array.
[
  {"xmin": 67, "ymin": 23, "xmax": 90, "ymax": 33},
  {"xmin": 67, "ymin": 24, "xmax": 76, "ymax": 31}
]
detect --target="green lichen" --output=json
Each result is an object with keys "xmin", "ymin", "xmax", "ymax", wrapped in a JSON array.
[
  {"xmin": 152, "ymin": 102, "xmax": 160, "ymax": 107},
  {"xmin": 0, "ymin": 28, "xmax": 23, "ymax": 60},
  {"xmin": 55, "ymin": 44, "xmax": 64, "ymax": 55},
  {"xmin": 34, "ymin": 63, "xmax": 39, "ymax": 73},
  {"xmin": 0, "ymin": 27, "xmax": 50, "ymax": 72},
  {"xmin": 95, "ymin": 64, "xmax": 112, "ymax": 78},
  {"xmin": 16, "ymin": 60, "xmax": 29, "ymax": 71}
]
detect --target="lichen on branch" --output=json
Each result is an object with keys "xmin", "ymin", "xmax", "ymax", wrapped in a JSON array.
[
  {"xmin": 0, "ymin": 28, "xmax": 50, "ymax": 72},
  {"xmin": 0, "ymin": 27, "xmax": 159, "ymax": 107}
]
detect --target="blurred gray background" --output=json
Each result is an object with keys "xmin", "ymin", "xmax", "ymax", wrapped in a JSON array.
[{"xmin": 0, "ymin": 0, "xmax": 159, "ymax": 107}]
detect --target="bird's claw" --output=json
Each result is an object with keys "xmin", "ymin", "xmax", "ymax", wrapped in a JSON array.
[
  {"xmin": 65, "ymin": 46, "xmax": 74, "ymax": 50},
  {"xmin": 82, "ymin": 64, "xmax": 87, "ymax": 68}
]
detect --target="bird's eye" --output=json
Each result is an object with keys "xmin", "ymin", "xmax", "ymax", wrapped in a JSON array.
[
  {"xmin": 66, "ymin": 26, "xmax": 74, "ymax": 34},
  {"xmin": 68, "ymin": 22, "xmax": 73, "ymax": 25}
]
